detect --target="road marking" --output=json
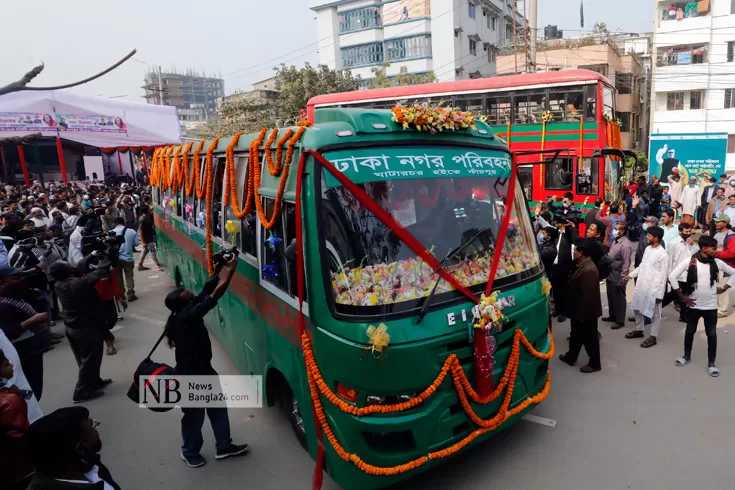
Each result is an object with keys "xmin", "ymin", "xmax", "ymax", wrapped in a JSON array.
[
  {"xmin": 125, "ymin": 313, "xmax": 165, "ymax": 326},
  {"xmin": 522, "ymin": 414, "xmax": 556, "ymax": 427}
]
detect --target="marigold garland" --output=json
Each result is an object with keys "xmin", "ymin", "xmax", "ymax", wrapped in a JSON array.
[
  {"xmin": 188, "ymin": 140, "xmax": 205, "ymax": 197},
  {"xmin": 302, "ymin": 328, "xmax": 553, "ymax": 475},
  {"xmin": 204, "ymin": 137, "xmax": 221, "ymax": 275}
]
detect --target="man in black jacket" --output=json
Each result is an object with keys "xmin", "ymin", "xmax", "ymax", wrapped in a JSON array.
[
  {"xmin": 50, "ymin": 260, "xmax": 111, "ymax": 403},
  {"xmin": 24, "ymin": 406, "xmax": 121, "ymax": 490},
  {"xmin": 585, "ymin": 198, "xmax": 603, "ymax": 231},
  {"xmin": 549, "ymin": 220, "xmax": 579, "ymax": 323}
]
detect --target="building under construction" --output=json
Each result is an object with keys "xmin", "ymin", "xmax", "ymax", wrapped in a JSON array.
[{"xmin": 142, "ymin": 68, "xmax": 224, "ymax": 122}]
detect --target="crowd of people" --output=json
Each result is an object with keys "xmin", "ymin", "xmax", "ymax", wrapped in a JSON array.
[
  {"xmin": 0, "ymin": 179, "xmax": 168, "ymax": 489},
  {"xmin": 537, "ymin": 170, "xmax": 735, "ymax": 377}
]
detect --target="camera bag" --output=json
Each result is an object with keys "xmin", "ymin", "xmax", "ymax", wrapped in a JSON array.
[{"xmin": 126, "ymin": 330, "xmax": 177, "ymax": 412}]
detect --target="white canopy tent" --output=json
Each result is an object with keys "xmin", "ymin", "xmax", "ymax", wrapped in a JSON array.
[{"xmin": 0, "ymin": 90, "xmax": 181, "ymax": 147}]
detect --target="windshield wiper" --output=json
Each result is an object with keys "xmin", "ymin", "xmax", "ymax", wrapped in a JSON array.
[{"xmin": 415, "ymin": 227, "xmax": 493, "ymax": 324}]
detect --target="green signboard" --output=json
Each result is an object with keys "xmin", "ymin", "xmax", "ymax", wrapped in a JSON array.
[{"xmin": 321, "ymin": 147, "xmax": 512, "ymax": 187}]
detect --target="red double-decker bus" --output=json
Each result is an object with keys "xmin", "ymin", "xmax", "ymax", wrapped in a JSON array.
[{"xmin": 308, "ymin": 69, "xmax": 629, "ymax": 207}]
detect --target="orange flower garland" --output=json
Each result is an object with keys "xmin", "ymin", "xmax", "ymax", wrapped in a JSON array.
[
  {"xmin": 263, "ymin": 128, "xmax": 280, "ymax": 173},
  {"xmin": 185, "ymin": 140, "xmax": 203, "ymax": 197},
  {"xmin": 192, "ymin": 139, "xmax": 206, "ymax": 199},
  {"xmin": 172, "ymin": 144, "xmax": 184, "ymax": 192},
  {"xmin": 223, "ymin": 131, "xmax": 247, "ymax": 218},
  {"xmin": 204, "ymin": 137, "xmax": 221, "ymax": 274},
  {"xmin": 302, "ymin": 327, "xmax": 553, "ymax": 475},
  {"xmin": 180, "ymin": 141, "xmax": 194, "ymax": 195}
]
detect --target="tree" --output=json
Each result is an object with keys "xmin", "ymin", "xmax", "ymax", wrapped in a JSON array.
[
  {"xmin": 191, "ymin": 97, "xmax": 275, "ymax": 139},
  {"xmin": 592, "ymin": 22, "xmax": 609, "ymax": 36},
  {"xmin": 368, "ymin": 64, "xmax": 436, "ymax": 89},
  {"xmin": 274, "ymin": 63, "xmax": 360, "ymax": 123},
  {"xmin": 625, "ymin": 150, "xmax": 649, "ymax": 178}
]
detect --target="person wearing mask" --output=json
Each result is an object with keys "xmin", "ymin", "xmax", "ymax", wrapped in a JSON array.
[
  {"xmin": 50, "ymin": 260, "xmax": 112, "ymax": 403},
  {"xmin": 625, "ymin": 226, "xmax": 669, "ymax": 348},
  {"xmin": 661, "ymin": 209, "xmax": 678, "ymax": 245},
  {"xmin": 671, "ymin": 235, "xmax": 735, "ymax": 377},
  {"xmin": 723, "ymin": 194, "xmax": 735, "ymax": 224},
  {"xmin": 706, "ymin": 187, "xmax": 727, "ymax": 235},
  {"xmin": 67, "ymin": 214, "xmax": 88, "ymax": 267},
  {"xmin": 603, "ymin": 222, "xmax": 633, "ymax": 329},
  {"xmin": 163, "ymin": 254, "xmax": 248, "ymax": 467},
  {"xmin": 595, "ymin": 202, "xmax": 625, "ymax": 253},
  {"xmin": 662, "ymin": 223, "xmax": 699, "ymax": 323},
  {"xmin": 112, "ymin": 216, "xmax": 140, "ymax": 302},
  {"xmin": 585, "ymin": 198, "xmax": 603, "ymax": 232},
  {"xmin": 0, "ymin": 348, "xmax": 34, "ymax": 490},
  {"xmin": 23, "ymin": 406, "xmax": 121, "ymax": 489},
  {"xmin": 713, "ymin": 215, "xmax": 735, "ymax": 317},
  {"xmin": 558, "ymin": 239, "xmax": 602, "ymax": 373},
  {"xmin": 679, "ymin": 177, "xmax": 700, "ymax": 226},
  {"xmin": 538, "ymin": 226, "xmax": 559, "ymax": 274},
  {"xmin": 138, "ymin": 206, "xmax": 163, "ymax": 272},
  {"xmin": 667, "ymin": 172, "xmax": 683, "ymax": 207}
]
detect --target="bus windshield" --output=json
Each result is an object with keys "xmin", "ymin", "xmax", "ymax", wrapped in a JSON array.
[{"xmin": 318, "ymin": 149, "xmax": 541, "ymax": 317}]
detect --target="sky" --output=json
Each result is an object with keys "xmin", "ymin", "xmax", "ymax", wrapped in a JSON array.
[{"xmin": 0, "ymin": 0, "xmax": 653, "ymax": 103}]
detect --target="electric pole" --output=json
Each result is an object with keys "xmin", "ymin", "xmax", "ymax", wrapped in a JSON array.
[{"xmin": 529, "ymin": 0, "xmax": 538, "ymax": 72}]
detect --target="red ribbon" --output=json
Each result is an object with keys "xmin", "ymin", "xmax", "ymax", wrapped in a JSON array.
[
  {"xmin": 56, "ymin": 137, "xmax": 68, "ymax": 185},
  {"xmin": 0, "ymin": 147, "xmax": 7, "ymax": 181},
  {"xmin": 17, "ymin": 145, "xmax": 30, "ymax": 186},
  {"xmin": 117, "ymin": 150, "xmax": 124, "ymax": 175}
]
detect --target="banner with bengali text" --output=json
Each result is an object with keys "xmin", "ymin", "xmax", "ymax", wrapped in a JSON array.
[{"xmin": 0, "ymin": 112, "xmax": 127, "ymax": 133}]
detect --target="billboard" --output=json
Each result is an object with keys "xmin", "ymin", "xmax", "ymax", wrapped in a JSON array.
[
  {"xmin": 382, "ymin": 0, "xmax": 431, "ymax": 24},
  {"xmin": 649, "ymin": 133, "xmax": 727, "ymax": 182},
  {"xmin": 0, "ymin": 111, "xmax": 127, "ymax": 134}
]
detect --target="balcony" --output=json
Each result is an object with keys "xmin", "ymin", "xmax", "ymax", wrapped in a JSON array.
[{"xmin": 657, "ymin": 1, "xmax": 711, "ymax": 35}]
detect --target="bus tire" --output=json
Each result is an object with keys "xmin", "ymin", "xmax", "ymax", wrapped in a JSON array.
[{"xmin": 284, "ymin": 385, "xmax": 308, "ymax": 450}]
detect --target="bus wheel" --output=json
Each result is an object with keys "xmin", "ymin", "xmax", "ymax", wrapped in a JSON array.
[{"xmin": 285, "ymin": 386, "xmax": 307, "ymax": 450}]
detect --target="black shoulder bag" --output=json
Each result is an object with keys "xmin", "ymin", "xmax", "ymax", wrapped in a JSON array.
[{"xmin": 126, "ymin": 331, "xmax": 177, "ymax": 413}]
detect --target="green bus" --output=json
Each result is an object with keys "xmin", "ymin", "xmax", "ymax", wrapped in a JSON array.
[{"xmin": 150, "ymin": 108, "xmax": 552, "ymax": 489}]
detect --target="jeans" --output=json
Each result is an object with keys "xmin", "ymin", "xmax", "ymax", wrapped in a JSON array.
[
  {"xmin": 140, "ymin": 242, "xmax": 160, "ymax": 267},
  {"xmin": 662, "ymin": 282, "xmax": 689, "ymax": 319},
  {"xmin": 180, "ymin": 365, "xmax": 232, "ymax": 457},
  {"xmin": 565, "ymin": 319, "xmax": 601, "ymax": 369},
  {"xmin": 114, "ymin": 260, "xmax": 136, "ymax": 299},
  {"xmin": 684, "ymin": 309, "xmax": 718, "ymax": 363}
]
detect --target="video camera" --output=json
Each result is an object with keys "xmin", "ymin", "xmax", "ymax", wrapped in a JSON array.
[
  {"xmin": 82, "ymin": 231, "xmax": 124, "ymax": 258},
  {"xmin": 212, "ymin": 247, "xmax": 239, "ymax": 267},
  {"xmin": 549, "ymin": 203, "xmax": 584, "ymax": 226}
]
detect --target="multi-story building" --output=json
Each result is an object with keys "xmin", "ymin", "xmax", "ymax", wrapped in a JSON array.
[
  {"xmin": 497, "ymin": 36, "xmax": 650, "ymax": 150},
  {"xmin": 143, "ymin": 68, "xmax": 224, "ymax": 122},
  {"xmin": 216, "ymin": 76, "xmax": 280, "ymax": 114},
  {"xmin": 308, "ymin": 0, "xmax": 525, "ymax": 87},
  {"xmin": 651, "ymin": 0, "xmax": 735, "ymax": 168}
]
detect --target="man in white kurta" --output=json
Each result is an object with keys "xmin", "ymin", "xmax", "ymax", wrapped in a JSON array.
[
  {"xmin": 679, "ymin": 178, "xmax": 700, "ymax": 223},
  {"xmin": 625, "ymin": 227, "xmax": 670, "ymax": 348},
  {"xmin": 668, "ymin": 174, "xmax": 683, "ymax": 205}
]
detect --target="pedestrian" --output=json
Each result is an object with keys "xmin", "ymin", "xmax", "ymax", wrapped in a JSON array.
[
  {"xmin": 602, "ymin": 222, "xmax": 632, "ymax": 329},
  {"xmin": 713, "ymin": 215, "xmax": 735, "ymax": 317},
  {"xmin": 595, "ymin": 202, "xmax": 625, "ymax": 252},
  {"xmin": 723, "ymin": 194, "xmax": 735, "ymax": 223},
  {"xmin": 625, "ymin": 226, "xmax": 669, "ymax": 348},
  {"xmin": 699, "ymin": 174, "xmax": 717, "ymax": 225},
  {"xmin": 660, "ymin": 209, "xmax": 678, "ymax": 245},
  {"xmin": 667, "ymin": 172, "xmax": 683, "ymax": 206},
  {"xmin": 647, "ymin": 177, "xmax": 663, "ymax": 218},
  {"xmin": 634, "ymin": 216, "xmax": 665, "ymax": 268},
  {"xmin": 585, "ymin": 198, "xmax": 603, "ymax": 231},
  {"xmin": 558, "ymin": 239, "xmax": 602, "ymax": 373},
  {"xmin": 679, "ymin": 177, "xmax": 700, "ymax": 226},
  {"xmin": 112, "ymin": 216, "xmax": 139, "ymax": 302},
  {"xmin": 138, "ymin": 206, "xmax": 163, "ymax": 272},
  {"xmin": 163, "ymin": 254, "xmax": 248, "ymax": 467},
  {"xmin": 671, "ymin": 235, "xmax": 735, "ymax": 377},
  {"xmin": 23, "ymin": 406, "xmax": 121, "ymax": 489},
  {"xmin": 63, "ymin": 206, "xmax": 80, "ymax": 232},
  {"xmin": 662, "ymin": 223, "xmax": 699, "ymax": 322},
  {"xmin": 67, "ymin": 214, "xmax": 88, "ymax": 266},
  {"xmin": 706, "ymin": 187, "xmax": 727, "ymax": 235},
  {"xmin": 659, "ymin": 186, "xmax": 672, "ymax": 215},
  {"xmin": 0, "ymin": 348, "xmax": 34, "ymax": 490},
  {"xmin": 50, "ymin": 261, "xmax": 112, "ymax": 403},
  {"xmin": 548, "ymin": 218, "xmax": 578, "ymax": 323}
]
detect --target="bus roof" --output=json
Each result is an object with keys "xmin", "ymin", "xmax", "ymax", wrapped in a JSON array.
[{"xmin": 308, "ymin": 69, "xmax": 611, "ymax": 108}]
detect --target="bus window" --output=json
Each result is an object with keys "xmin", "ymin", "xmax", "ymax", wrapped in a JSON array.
[
  {"xmin": 576, "ymin": 157, "xmax": 599, "ymax": 196},
  {"xmin": 184, "ymin": 153, "xmax": 196, "ymax": 226},
  {"xmin": 585, "ymin": 84, "xmax": 598, "ymax": 121},
  {"xmin": 223, "ymin": 155, "xmax": 257, "ymax": 256},
  {"xmin": 566, "ymin": 90, "xmax": 585, "ymax": 122},
  {"xmin": 548, "ymin": 89, "xmax": 566, "ymax": 121},
  {"xmin": 513, "ymin": 95, "xmax": 531, "ymax": 124},
  {"xmin": 602, "ymin": 85, "xmax": 615, "ymax": 121},
  {"xmin": 545, "ymin": 158, "xmax": 573, "ymax": 191},
  {"xmin": 211, "ymin": 158, "xmax": 225, "ymax": 238},
  {"xmin": 487, "ymin": 96, "xmax": 511, "ymax": 125},
  {"xmin": 283, "ymin": 202, "xmax": 305, "ymax": 298},
  {"xmin": 261, "ymin": 198, "xmax": 289, "ymax": 292},
  {"xmin": 518, "ymin": 165, "xmax": 533, "ymax": 201},
  {"xmin": 454, "ymin": 95, "xmax": 484, "ymax": 114}
]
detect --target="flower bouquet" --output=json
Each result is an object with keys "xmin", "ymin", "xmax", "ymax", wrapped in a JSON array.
[{"xmin": 391, "ymin": 102, "xmax": 477, "ymax": 134}]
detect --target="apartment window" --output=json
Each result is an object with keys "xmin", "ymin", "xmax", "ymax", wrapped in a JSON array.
[
  {"xmin": 726, "ymin": 89, "xmax": 735, "ymax": 109},
  {"xmin": 488, "ymin": 49, "xmax": 496, "ymax": 63},
  {"xmin": 667, "ymin": 92, "xmax": 685, "ymax": 111},
  {"xmin": 469, "ymin": 38, "xmax": 477, "ymax": 55},
  {"xmin": 341, "ymin": 42, "xmax": 384, "ymax": 67},
  {"xmin": 491, "ymin": 16, "xmax": 497, "ymax": 30},
  {"xmin": 469, "ymin": 2, "xmax": 476, "ymax": 19},
  {"xmin": 618, "ymin": 112, "xmax": 631, "ymax": 132},
  {"xmin": 658, "ymin": 45, "xmax": 707, "ymax": 66},
  {"xmin": 690, "ymin": 90, "xmax": 703, "ymax": 109},
  {"xmin": 339, "ymin": 7, "xmax": 381, "ymax": 33},
  {"xmin": 385, "ymin": 35, "xmax": 432, "ymax": 61},
  {"xmin": 616, "ymin": 73, "xmax": 633, "ymax": 95},
  {"xmin": 729, "ymin": 42, "xmax": 735, "ymax": 62}
]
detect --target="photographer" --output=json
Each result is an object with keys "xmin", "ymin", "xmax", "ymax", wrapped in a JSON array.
[
  {"xmin": 50, "ymin": 259, "xmax": 113, "ymax": 403},
  {"xmin": 112, "ymin": 216, "xmax": 140, "ymax": 302},
  {"xmin": 163, "ymin": 252, "xmax": 247, "ymax": 468}
]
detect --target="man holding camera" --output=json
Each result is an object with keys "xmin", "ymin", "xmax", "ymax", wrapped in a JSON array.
[
  {"xmin": 50, "ymin": 259, "xmax": 113, "ymax": 403},
  {"xmin": 112, "ymin": 216, "xmax": 140, "ymax": 302}
]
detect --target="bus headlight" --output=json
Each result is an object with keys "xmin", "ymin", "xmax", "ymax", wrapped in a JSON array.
[{"xmin": 365, "ymin": 393, "xmax": 417, "ymax": 406}]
